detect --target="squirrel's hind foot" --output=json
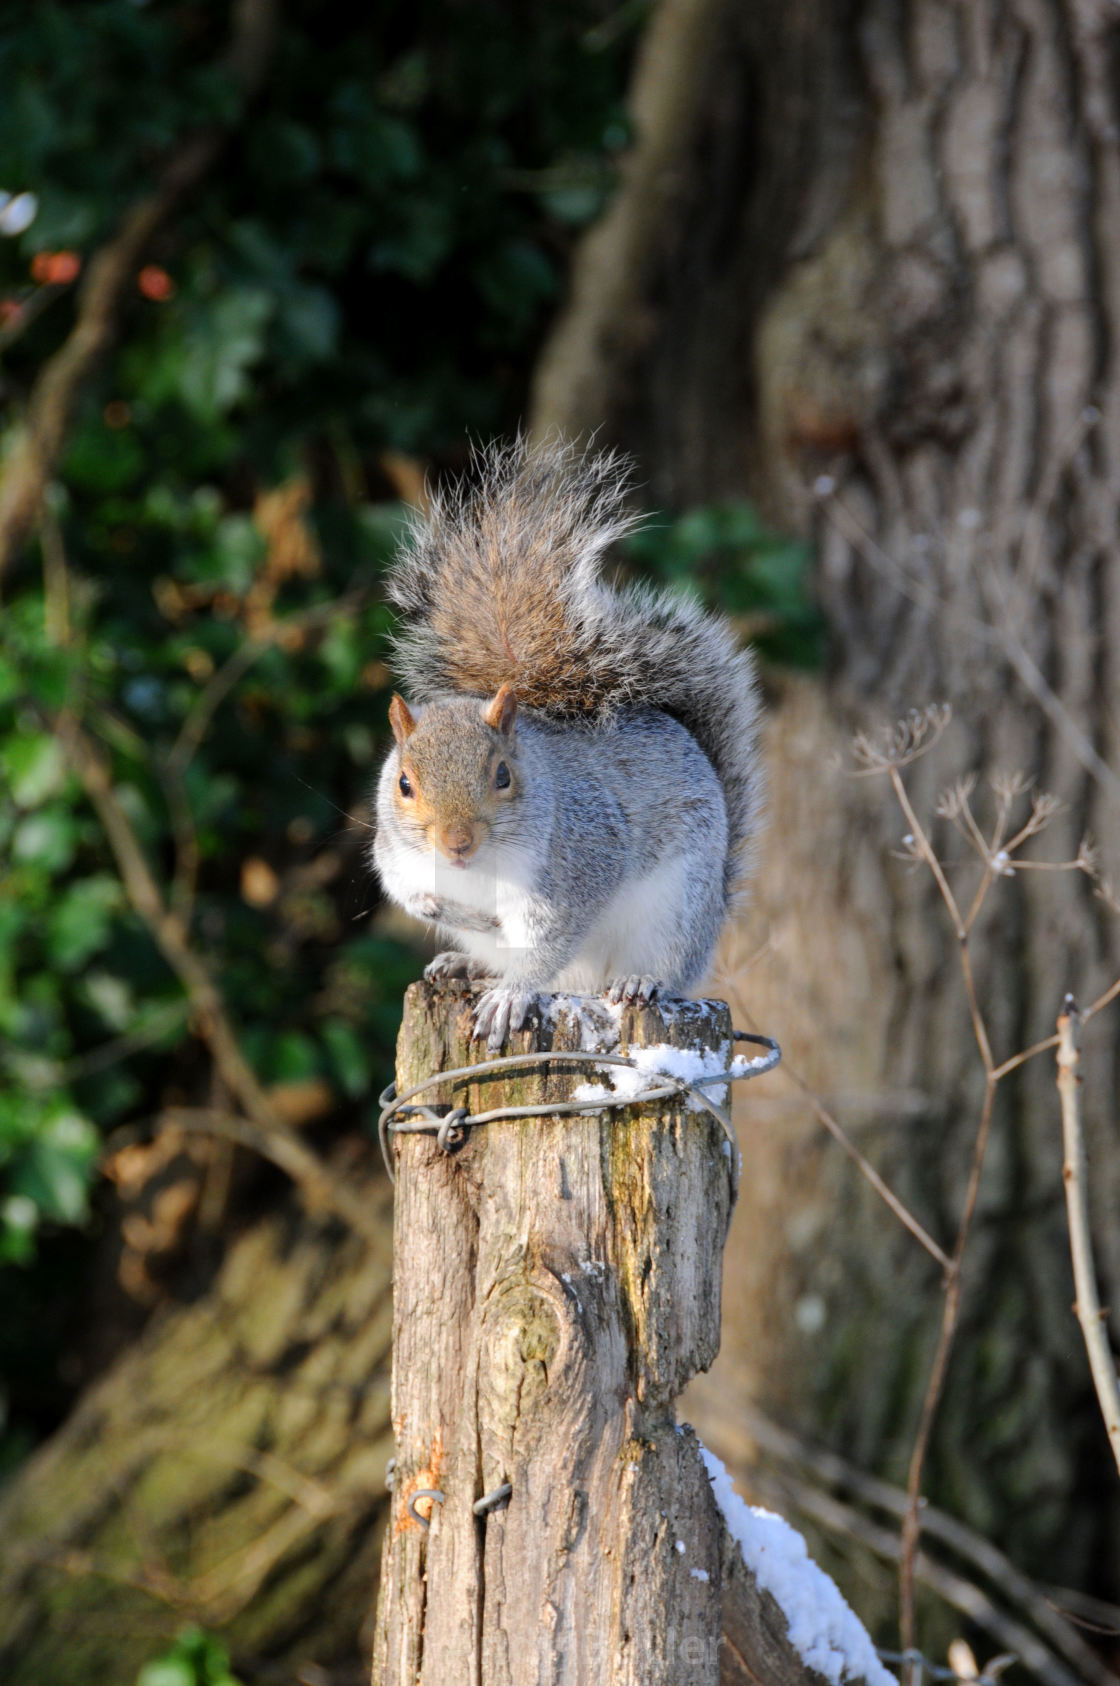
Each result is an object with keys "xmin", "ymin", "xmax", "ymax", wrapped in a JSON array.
[
  {"xmin": 472, "ymin": 985, "xmax": 539, "ymax": 1054},
  {"xmin": 604, "ymin": 975, "xmax": 664, "ymax": 1007},
  {"xmin": 425, "ymin": 951, "xmax": 497, "ymax": 984}
]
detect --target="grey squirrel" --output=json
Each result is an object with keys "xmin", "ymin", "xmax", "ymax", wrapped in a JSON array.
[{"xmin": 373, "ymin": 439, "xmax": 761, "ymax": 1051}]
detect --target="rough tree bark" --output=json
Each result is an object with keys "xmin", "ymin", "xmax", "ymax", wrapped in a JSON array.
[
  {"xmin": 533, "ymin": 0, "xmax": 1120, "ymax": 1641},
  {"xmin": 0, "ymin": 1169, "xmax": 395, "ymax": 1685}
]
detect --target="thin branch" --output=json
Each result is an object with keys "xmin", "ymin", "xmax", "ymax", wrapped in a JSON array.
[
  {"xmin": 158, "ymin": 1106, "xmax": 384, "ymax": 1243},
  {"xmin": 956, "ymin": 938, "xmax": 996, "ymax": 1077},
  {"xmin": 889, "ymin": 764, "xmax": 996, "ymax": 1078},
  {"xmin": 167, "ymin": 585, "xmax": 371, "ymax": 773},
  {"xmin": 762, "ymin": 1477, "xmax": 1085, "ymax": 1686},
  {"xmin": 742, "ymin": 1407, "xmax": 1117, "ymax": 1686},
  {"xmin": 769, "ymin": 1058, "xmax": 950, "ymax": 1272},
  {"xmin": 988, "ymin": 975, "xmax": 1120, "ymax": 1080},
  {"xmin": 0, "ymin": 0, "xmax": 278, "ymax": 583},
  {"xmin": 1055, "ymin": 997, "xmax": 1120, "ymax": 1477},
  {"xmin": 1084, "ymin": 971, "xmax": 1120, "ymax": 1024},
  {"xmin": 54, "ymin": 714, "xmax": 282, "ymax": 1135},
  {"xmin": 900, "ymin": 1077, "xmax": 997, "ymax": 1657},
  {"xmin": 888, "ymin": 765, "xmax": 966, "ymax": 940},
  {"xmin": 990, "ymin": 1034, "xmax": 1060, "ymax": 1082}
]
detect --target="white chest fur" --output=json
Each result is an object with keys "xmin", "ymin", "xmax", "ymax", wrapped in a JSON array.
[{"xmin": 380, "ymin": 832, "xmax": 540, "ymax": 966}]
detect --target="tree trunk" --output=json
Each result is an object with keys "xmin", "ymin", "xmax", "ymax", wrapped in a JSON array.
[
  {"xmin": 533, "ymin": 0, "xmax": 1120, "ymax": 1642},
  {"xmin": 0, "ymin": 1170, "xmax": 394, "ymax": 1685}
]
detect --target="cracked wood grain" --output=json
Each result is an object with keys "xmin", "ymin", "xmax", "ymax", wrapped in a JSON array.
[
  {"xmin": 372, "ymin": 981, "xmax": 878, "ymax": 1686},
  {"xmin": 372, "ymin": 981, "xmax": 732, "ymax": 1686}
]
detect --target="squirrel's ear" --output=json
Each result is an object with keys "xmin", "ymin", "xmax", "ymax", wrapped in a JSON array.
[
  {"xmin": 389, "ymin": 693, "xmax": 417, "ymax": 745},
  {"xmin": 483, "ymin": 683, "xmax": 518, "ymax": 735}
]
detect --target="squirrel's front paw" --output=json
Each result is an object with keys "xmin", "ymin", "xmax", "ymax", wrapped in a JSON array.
[
  {"xmin": 425, "ymin": 951, "xmax": 496, "ymax": 984},
  {"xmin": 472, "ymin": 985, "xmax": 538, "ymax": 1054},
  {"xmin": 605, "ymin": 975, "xmax": 664, "ymax": 1006}
]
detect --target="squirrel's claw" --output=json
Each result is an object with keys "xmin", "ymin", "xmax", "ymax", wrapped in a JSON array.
[
  {"xmin": 472, "ymin": 985, "xmax": 537, "ymax": 1053},
  {"xmin": 605, "ymin": 975, "xmax": 663, "ymax": 1007},
  {"xmin": 425, "ymin": 951, "xmax": 496, "ymax": 984}
]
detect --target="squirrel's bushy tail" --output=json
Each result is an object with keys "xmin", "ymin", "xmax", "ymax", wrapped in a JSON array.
[{"xmin": 386, "ymin": 438, "xmax": 761, "ymax": 897}]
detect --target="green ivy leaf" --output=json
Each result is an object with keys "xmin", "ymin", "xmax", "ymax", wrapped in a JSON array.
[
  {"xmin": 9, "ymin": 1108, "xmax": 98, "ymax": 1225},
  {"xmin": 2, "ymin": 732, "xmax": 67, "ymax": 808},
  {"xmin": 11, "ymin": 808, "xmax": 78, "ymax": 874},
  {"xmin": 178, "ymin": 288, "xmax": 274, "ymax": 422},
  {"xmin": 46, "ymin": 874, "xmax": 123, "ymax": 970},
  {"xmin": 320, "ymin": 1018, "xmax": 371, "ymax": 1098}
]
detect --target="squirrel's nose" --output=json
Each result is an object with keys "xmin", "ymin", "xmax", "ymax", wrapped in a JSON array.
[{"xmin": 437, "ymin": 822, "xmax": 476, "ymax": 860}]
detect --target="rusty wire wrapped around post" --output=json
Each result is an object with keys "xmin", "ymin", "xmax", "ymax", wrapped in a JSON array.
[{"xmin": 377, "ymin": 1026, "xmax": 781, "ymax": 1202}]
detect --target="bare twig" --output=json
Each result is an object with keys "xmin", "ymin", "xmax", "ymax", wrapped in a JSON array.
[
  {"xmin": 54, "ymin": 714, "xmax": 282, "ymax": 1134},
  {"xmin": 158, "ymin": 1106, "xmax": 383, "ymax": 1243},
  {"xmin": 1055, "ymin": 997, "xmax": 1120, "ymax": 1477},
  {"xmin": 741, "ymin": 1407, "xmax": 1116, "ymax": 1686},
  {"xmin": 873, "ymin": 748, "xmax": 1120, "ymax": 1667},
  {"xmin": 899, "ymin": 1078, "xmax": 997, "ymax": 1657},
  {"xmin": 888, "ymin": 765, "xmax": 966, "ymax": 940},
  {"xmin": 0, "ymin": 0, "xmax": 277, "ymax": 583},
  {"xmin": 760, "ymin": 1051, "xmax": 950, "ymax": 1272},
  {"xmin": 167, "ymin": 585, "xmax": 371, "ymax": 773},
  {"xmin": 760, "ymin": 1477, "xmax": 1085, "ymax": 1686}
]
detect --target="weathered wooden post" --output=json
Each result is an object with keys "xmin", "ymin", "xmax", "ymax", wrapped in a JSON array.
[
  {"xmin": 372, "ymin": 981, "xmax": 893, "ymax": 1686},
  {"xmin": 373, "ymin": 978, "xmax": 739, "ymax": 1685}
]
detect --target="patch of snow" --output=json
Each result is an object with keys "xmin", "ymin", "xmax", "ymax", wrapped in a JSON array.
[
  {"xmin": 572, "ymin": 1042, "xmax": 733, "ymax": 1112},
  {"xmin": 690, "ymin": 1567, "xmax": 710, "ymax": 1583},
  {"xmin": 729, "ymin": 1049, "xmax": 777, "ymax": 1078},
  {"xmin": 675, "ymin": 1539, "xmax": 686, "ymax": 1554},
  {"xmin": 699, "ymin": 1442, "xmax": 896, "ymax": 1686}
]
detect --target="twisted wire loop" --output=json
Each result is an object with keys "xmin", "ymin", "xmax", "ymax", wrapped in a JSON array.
[
  {"xmin": 404, "ymin": 1482, "xmax": 512, "ymax": 1528},
  {"xmin": 377, "ymin": 1027, "xmax": 781, "ymax": 1201},
  {"xmin": 472, "ymin": 1482, "xmax": 513, "ymax": 1516},
  {"xmin": 407, "ymin": 1488, "xmax": 446, "ymax": 1530}
]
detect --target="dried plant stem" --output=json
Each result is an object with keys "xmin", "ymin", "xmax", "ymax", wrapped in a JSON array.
[
  {"xmin": 742, "ymin": 1405, "xmax": 1116, "ymax": 1686},
  {"xmin": 885, "ymin": 756, "xmax": 1120, "ymax": 1668},
  {"xmin": 888, "ymin": 764, "xmax": 1006, "ymax": 1668},
  {"xmin": 159, "ymin": 1107, "xmax": 383, "ymax": 1243},
  {"xmin": 889, "ymin": 766, "xmax": 964, "ymax": 936},
  {"xmin": 990, "ymin": 973, "xmax": 1120, "ymax": 1080},
  {"xmin": 1055, "ymin": 999, "xmax": 1120, "ymax": 1477},
  {"xmin": 764, "ymin": 1476, "xmax": 1084, "ymax": 1686},
  {"xmin": 899, "ymin": 1078, "xmax": 996, "ymax": 1659},
  {"xmin": 767, "ymin": 1056, "xmax": 950, "ymax": 1271}
]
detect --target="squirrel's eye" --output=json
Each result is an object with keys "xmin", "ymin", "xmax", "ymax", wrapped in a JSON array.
[
  {"xmin": 494, "ymin": 761, "xmax": 511, "ymax": 790},
  {"xmin": 398, "ymin": 772, "xmax": 413, "ymax": 798}
]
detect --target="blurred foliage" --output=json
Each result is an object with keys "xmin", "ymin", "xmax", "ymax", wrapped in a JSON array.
[
  {"xmin": 137, "ymin": 1627, "xmax": 244, "ymax": 1686},
  {"xmin": 0, "ymin": 0, "xmax": 644, "ymax": 1469},
  {"xmin": 626, "ymin": 503, "xmax": 824, "ymax": 669},
  {"xmin": 0, "ymin": 0, "xmax": 817, "ymax": 1488}
]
